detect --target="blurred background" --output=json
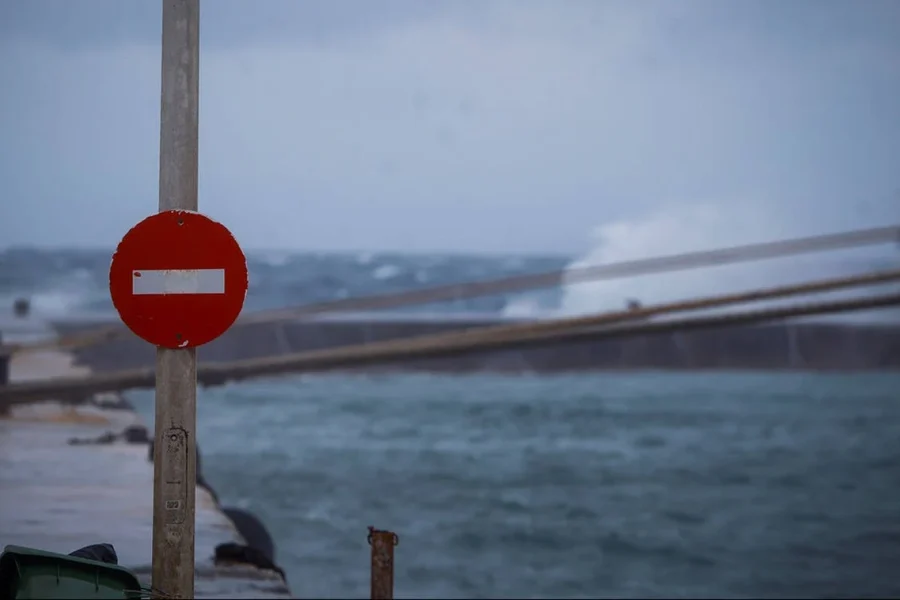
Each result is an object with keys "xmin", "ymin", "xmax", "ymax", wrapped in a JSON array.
[{"xmin": 2, "ymin": 1, "xmax": 899, "ymax": 597}]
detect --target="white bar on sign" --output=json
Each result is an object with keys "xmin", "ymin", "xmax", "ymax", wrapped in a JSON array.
[{"xmin": 132, "ymin": 269, "xmax": 225, "ymax": 295}]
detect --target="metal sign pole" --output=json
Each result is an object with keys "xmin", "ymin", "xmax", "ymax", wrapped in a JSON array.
[{"xmin": 152, "ymin": 0, "xmax": 200, "ymax": 597}]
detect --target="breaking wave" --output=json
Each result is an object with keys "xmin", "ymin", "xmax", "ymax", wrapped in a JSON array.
[{"xmin": 531, "ymin": 205, "xmax": 899, "ymax": 323}]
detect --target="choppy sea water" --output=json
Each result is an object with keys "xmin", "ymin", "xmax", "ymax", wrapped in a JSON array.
[
  {"xmin": 1, "ymin": 243, "xmax": 897, "ymax": 323},
  {"xmin": 0, "ymin": 247, "xmax": 568, "ymax": 318},
  {"xmin": 128, "ymin": 372, "xmax": 900, "ymax": 599},
  {"xmin": 3, "ymin": 246, "xmax": 899, "ymax": 598}
]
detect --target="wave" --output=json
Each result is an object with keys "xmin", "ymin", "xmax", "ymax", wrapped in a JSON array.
[
  {"xmin": 2, "ymin": 211, "xmax": 896, "ymax": 326},
  {"xmin": 0, "ymin": 247, "xmax": 568, "ymax": 318},
  {"xmin": 503, "ymin": 205, "xmax": 900, "ymax": 323}
]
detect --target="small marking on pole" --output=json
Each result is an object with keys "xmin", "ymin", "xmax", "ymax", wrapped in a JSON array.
[
  {"xmin": 161, "ymin": 427, "xmax": 188, "ymax": 525},
  {"xmin": 132, "ymin": 269, "xmax": 226, "ymax": 295}
]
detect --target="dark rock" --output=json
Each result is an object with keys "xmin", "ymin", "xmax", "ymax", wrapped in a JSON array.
[
  {"xmin": 122, "ymin": 425, "xmax": 150, "ymax": 444},
  {"xmin": 68, "ymin": 432, "xmax": 117, "ymax": 446},
  {"xmin": 214, "ymin": 542, "xmax": 285, "ymax": 582},
  {"xmin": 222, "ymin": 507, "xmax": 276, "ymax": 563},
  {"xmin": 68, "ymin": 425, "xmax": 150, "ymax": 446}
]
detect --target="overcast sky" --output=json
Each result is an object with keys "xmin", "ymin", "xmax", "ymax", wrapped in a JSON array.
[{"xmin": 1, "ymin": 0, "xmax": 899, "ymax": 254}]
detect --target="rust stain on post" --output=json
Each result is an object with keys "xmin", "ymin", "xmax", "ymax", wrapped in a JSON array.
[{"xmin": 368, "ymin": 526, "xmax": 398, "ymax": 600}]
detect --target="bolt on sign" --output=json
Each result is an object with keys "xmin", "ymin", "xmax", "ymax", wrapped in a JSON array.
[{"xmin": 109, "ymin": 210, "xmax": 249, "ymax": 348}]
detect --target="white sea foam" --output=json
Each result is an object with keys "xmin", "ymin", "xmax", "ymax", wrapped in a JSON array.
[
  {"xmin": 505, "ymin": 204, "xmax": 899, "ymax": 323},
  {"xmin": 372, "ymin": 264, "xmax": 402, "ymax": 280},
  {"xmin": 252, "ymin": 250, "xmax": 292, "ymax": 268},
  {"xmin": 503, "ymin": 297, "xmax": 551, "ymax": 319}
]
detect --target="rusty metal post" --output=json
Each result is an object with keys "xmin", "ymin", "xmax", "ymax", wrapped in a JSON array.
[{"xmin": 368, "ymin": 526, "xmax": 399, "ymax": 600}]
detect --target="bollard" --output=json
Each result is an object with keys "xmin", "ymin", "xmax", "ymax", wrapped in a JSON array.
[
  {"xmin": 0, "ymin": 333, "xmax": 8, "ymax": 417},
  {"xmin": 0, "ymin": 332, "xmax": 8, "ymax": 387},
  {"xmin": 368, "ymin": 526, "xmax": 398, "ymax": 600},
  {"xmin": 13, "ymin": 298, "xmax": 30, "ymax": 319}
]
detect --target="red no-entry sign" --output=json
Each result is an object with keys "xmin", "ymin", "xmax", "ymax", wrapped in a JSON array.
[{"xmin": 109, "ymin": 210, "xmax": 249, "ymax": 348}]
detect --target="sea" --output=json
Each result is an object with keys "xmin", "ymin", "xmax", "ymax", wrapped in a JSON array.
[{"xmin": 1, "ymin": 244, "xmax": 899, "ymax": 599}]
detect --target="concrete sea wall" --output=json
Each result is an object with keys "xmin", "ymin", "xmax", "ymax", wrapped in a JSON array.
[
  {"xmin": 0, "ymin": 313, "xmax": 293, "ymax": 598},
  {"xmin": 54, "ymin": 315, "xmax": 900, "ymax": 373}
]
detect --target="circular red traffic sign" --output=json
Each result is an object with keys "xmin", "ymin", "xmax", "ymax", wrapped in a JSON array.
[{"xmin": 109, "ymin": 210, "xmax": 249, "ymax": 349}]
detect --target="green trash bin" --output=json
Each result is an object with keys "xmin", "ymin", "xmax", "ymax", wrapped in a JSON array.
[{"xmin": 0, "ymin": 545, "xmax": 144, "ymax": 600}]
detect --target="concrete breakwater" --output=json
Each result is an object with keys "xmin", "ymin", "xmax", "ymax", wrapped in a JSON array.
[
  {"xmin": 54, "ymin": 313, "xmax": 900, "ymax": 373},
  {"xmin": 0, "ymin": 313, "xmax": 293, "ymax": 598}
]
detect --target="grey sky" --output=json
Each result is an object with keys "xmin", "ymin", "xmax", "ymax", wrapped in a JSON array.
[{"xmin": 1, "ymin": 0, "xmax": 899, "ymax": 254}]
